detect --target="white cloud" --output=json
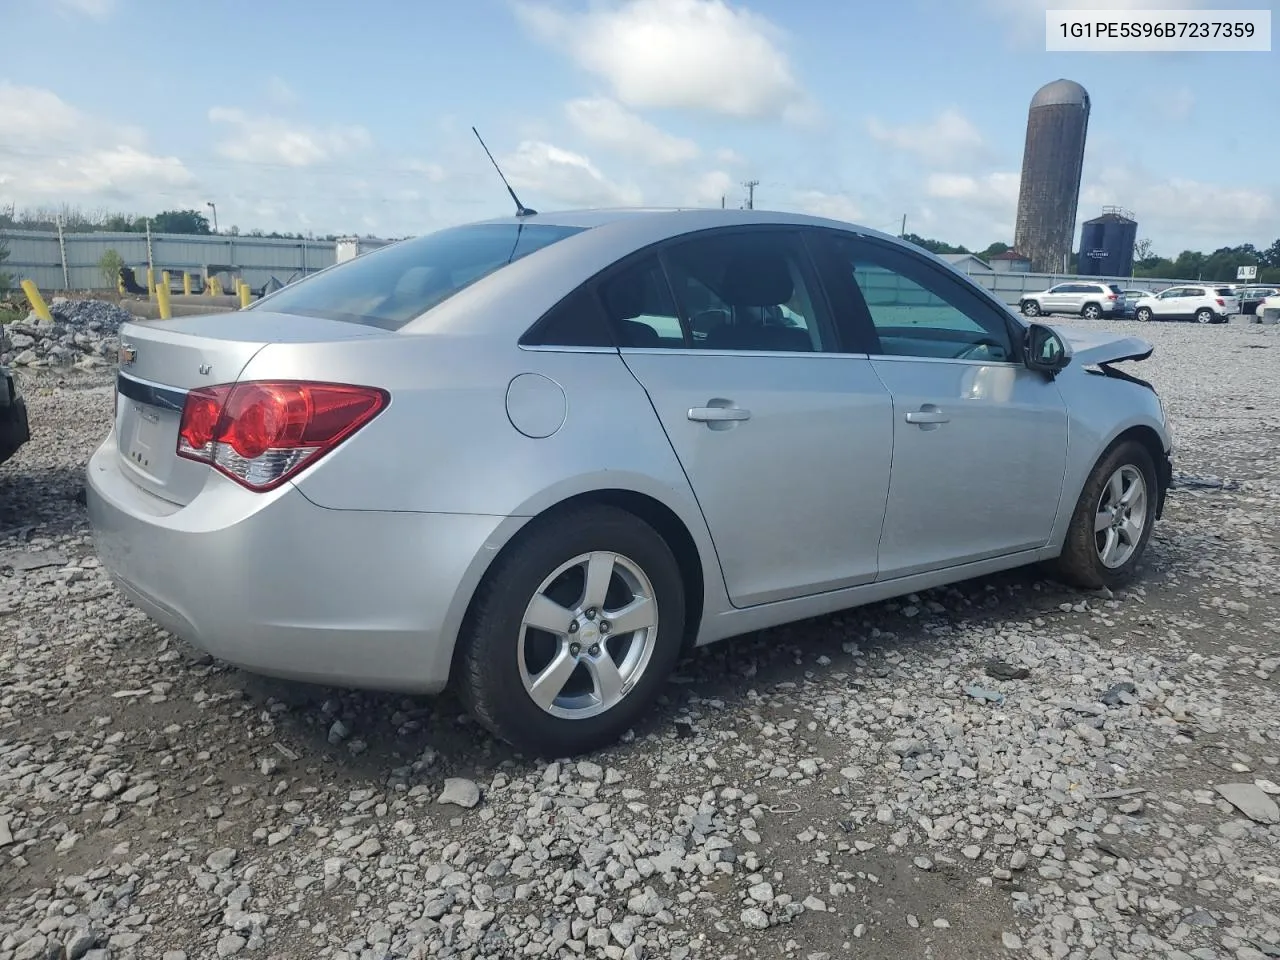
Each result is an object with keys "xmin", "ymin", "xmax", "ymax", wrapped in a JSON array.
[
  {"xmin": 683, "ymin": 170, "xmax": 736, "ymax": 207},
  {"xmin": 925, "ymin": 172, "xmax": 1020, "ymax": 204},
  {"xmin": 792, "ymin": 189, "xmax": 862, "ymax": 224},
  {"xmin": 515, "ymin": 0, "xmax": 812, "ymax": 122},
  {"xmin": 716, "ymin": 147, "xmax": 745, "ymax": 165},
  {"xmin": 565, "ymin": 97, "xmax": 700, "ymax": 165},
  {"xmin": 1081, "ymin": 165, "xmax": 1275, "ymax": 251},
  {"xmin": 1156, "ymin": 86, "xmax": 1195, "ymax": 122},
  {"xmin": 208, "ymin": 107, "xmax": 372, "ymax": 167},
  {"xmin": 0, "ymin": 83, "xmax": 194, "ymax": 204},
  {"xmin": 53, "ymin": 0, "xmax": 114, "ymax": 18},
  {"xmin": 867, "ymin": 109, "xmax": 988, "ymax": 166},
  {"xmin": 499, "ymin": 140, "xmax": 643, "ymax": 208}
]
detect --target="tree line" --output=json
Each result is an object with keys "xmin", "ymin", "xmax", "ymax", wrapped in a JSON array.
[
  {"xmin": 0, "ymin": 204, "xmax": 383, "ymax": 242},
  {"xmin": 903, "ymin": 232, "xmax": 1280, "ymax": 283}
]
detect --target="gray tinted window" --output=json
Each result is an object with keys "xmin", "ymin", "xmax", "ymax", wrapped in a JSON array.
[{"xmin": 255, "ymin": 223, "xmax": 586, "ymax": 330}]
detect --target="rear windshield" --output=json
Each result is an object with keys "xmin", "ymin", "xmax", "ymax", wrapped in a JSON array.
[
  {"xmin": 1107, "ymin": 284, "xmax": 1124, "ymax": 294},
  {"xmin": 1213, "ymin": 287, "xmax": 1235, "ymax": 296},
  {"xmin": 255, "ymin": 223, "xmax": 587, "ymax": 330}
]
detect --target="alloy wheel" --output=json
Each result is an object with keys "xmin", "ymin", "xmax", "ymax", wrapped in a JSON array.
[
  {"xmin": 517, "ymin": 551, "xmax": 658, "ymax": 720},
  {"xmin": 1094, "ymin": 465, "xmax": 1147, "ymax": 569}
]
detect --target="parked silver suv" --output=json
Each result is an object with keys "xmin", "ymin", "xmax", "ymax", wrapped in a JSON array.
[{"xmin": 1020, "ymin": 282, "xmax": 1125, "ymax": 320}]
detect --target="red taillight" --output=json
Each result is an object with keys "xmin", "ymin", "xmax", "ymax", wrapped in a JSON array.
[
  {"xmin": 1107, "ymin": 294, "xmax": 1117, "ymax": 300},
  {"xmin": 177, "ymin": 381, "xmax": 388, "ymax": 491},
  {"xmin": 1215, "ymin": 298, "xmax": 1225, "ymax": 307}
]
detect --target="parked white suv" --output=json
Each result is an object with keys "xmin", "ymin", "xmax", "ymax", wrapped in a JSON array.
[
  {"xmin": 1132, "ymin": 285, "xmax": 1239, "ymax": 324},
  {"xmin": 1020, "ymin": 282, "xmax": 1125, "ymax": 320}
]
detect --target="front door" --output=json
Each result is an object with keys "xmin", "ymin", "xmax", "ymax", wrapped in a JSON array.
[
  {"xmin": 604, "ymin": 230, "xmax": 894, "ymax": 607},
  {"xmin": 1151, "ymin": 287, "xmax": 1187, "ymax": 319},
  {"xmin": 814, "ymin": 232, "xmax": 1069, "ymax": 580}
]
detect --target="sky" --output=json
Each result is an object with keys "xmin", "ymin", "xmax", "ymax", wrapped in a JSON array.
[{"xmin": 1, "ymin": 0, "xmax": 1276, "ymax": 256}]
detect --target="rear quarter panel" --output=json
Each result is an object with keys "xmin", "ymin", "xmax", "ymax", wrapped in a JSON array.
[{"xmin": 236, "ymin": 333, "xmax": 729, "ymax": 608}]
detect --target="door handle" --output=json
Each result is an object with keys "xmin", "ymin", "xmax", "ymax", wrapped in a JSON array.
[
  {"xmin": 905, "ymin": 407, "xmax": 950, "ymax": 425},
  {"xmin": 688, "ymin": 406, "xmax": 751, "ymax": 422}
]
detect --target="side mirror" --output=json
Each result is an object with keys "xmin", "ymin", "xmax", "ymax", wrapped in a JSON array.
[{"xmin": 1024, "ymin": 323, "xmax": 1071, "ymax": 376}]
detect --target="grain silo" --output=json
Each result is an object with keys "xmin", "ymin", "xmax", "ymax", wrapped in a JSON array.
[{"xmin": 1013, "ymin": 79, "xmax": 1090, "ymax": 274}]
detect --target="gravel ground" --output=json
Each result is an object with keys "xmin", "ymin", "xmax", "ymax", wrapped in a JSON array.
[{"xmin": 2, "ymin": 318, "xmax": 1278, "ymax": 960}]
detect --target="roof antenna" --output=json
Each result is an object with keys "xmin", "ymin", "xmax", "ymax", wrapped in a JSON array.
[{"xmin": 472, "ymin": 126, "xmax": 537, "ymax": 218}]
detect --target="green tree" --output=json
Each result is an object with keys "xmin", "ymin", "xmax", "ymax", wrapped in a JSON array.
[
  {"xmin": 150, "ymin": 209, "xmax": 212, "ymax": 234},
  {"xmin": 98, "ymin": 248, "xmax": 125, "ymax": 288},
  {"xmin": 902, "ymin": 232, "xmax": 970, "ymax": 255}
]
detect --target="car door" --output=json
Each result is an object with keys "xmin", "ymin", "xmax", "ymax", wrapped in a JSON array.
[
  {"xmin": 608, "ymin": 229, "xmax": 895, "ymax": 607},
  {"xmin": 1041, "ymin": 284, "xmax": 1072, "ymax": 313},
  {"xmin": 1179, "ymin": 287, "xmax": 1207, "ymax": 320},
  {"xmin": 812, "ymin": 231, "xmax": 1068, "ymax": 580},
  {"xmin": 1151, "ymin": 287, "xmax": 1183, "ymax": 319}
]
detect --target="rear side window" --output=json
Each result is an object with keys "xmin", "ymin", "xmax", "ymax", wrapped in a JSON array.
[
  {"xmin": 1184, "ymin": 287, "xmax": 1205, "ymax": 297},
  {"xmin": 255, "ymin": 223, "xmax": 586, "ymax": 330}
]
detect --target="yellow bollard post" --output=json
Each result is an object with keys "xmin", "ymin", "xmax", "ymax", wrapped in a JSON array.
[
  {"xmin": 183, "ymin": 273, "xmax": 192, "ymax": 296},
  {"xmin": 211, "ymin": 277, "xmax": 222, "ymax": 297},
  {"xmin": 162, "ymin": 271, "xmax": 171, "ymax": 294},
  {"xmin": 146, "ymin": 267, "xmax": 155, "ymax": 297},
  {"xmin": 117, "ymin": 273, "xmax": 126, "ymax": 296},
  {"xmin": 20, "ymin": 280, "xmax": 55, "ymax": 324},
  {"xmin": 155, "ymin": 280, "xmax": 173, "ymax": 320},
  {"xmin": 239, "ymin": 281, "xmax": 252, "ymax": 309}
]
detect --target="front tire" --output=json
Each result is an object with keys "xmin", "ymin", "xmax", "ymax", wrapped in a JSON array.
[
  {"xmin": 1022, "ymin": 300, "xmax": 1042, "ymax": 317},
  {"xmin": 1195, "ymin": 309, "xmax": 1214, "ymax": 324},
  {"xmin": 1053, "ymin": 440, "xmax": 1158, "ymax": 590},
  {"xmin": 457, "ymin": 505, "xmax": 686, "ymax": 756},
  {"xmin": 1135, "ymin": 307, "xmax": 1152, "ymax": 322}
]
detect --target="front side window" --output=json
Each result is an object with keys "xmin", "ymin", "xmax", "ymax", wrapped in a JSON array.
[
  {"xmin": 661, "ymin": 231, "xmax": 827, "ymax": 352},
  {"xmin": 256, "ymin": 223, "xmax": 586, "ymax": 330},
  {"xmin": 824, "ymin": 235, "xmax": 1014, "ymax": 362}
]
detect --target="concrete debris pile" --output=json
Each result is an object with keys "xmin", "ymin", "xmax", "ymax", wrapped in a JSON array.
[{"xmin": 0, "ymin": 297, "xmax": 132, "ymax": 368}]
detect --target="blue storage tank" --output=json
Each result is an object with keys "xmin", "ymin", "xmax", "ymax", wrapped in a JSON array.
[{"xmin": 1078, "ymin": 208, "xmax": 1137, "ymax": 277}]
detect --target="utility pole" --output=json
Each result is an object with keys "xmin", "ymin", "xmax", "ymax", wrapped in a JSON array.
[
  {"xmin": 743, "ymin": 180, "xmax": 759, "ymax": 211},
  {"xmin": 900, "ymin": 214, "xmax": 907, "ymax": 238}
]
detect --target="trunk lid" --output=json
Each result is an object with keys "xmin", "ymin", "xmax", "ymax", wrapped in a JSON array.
[{"xmin": 113, "ymin": 312, "xmax": 387, "ymax": 505}]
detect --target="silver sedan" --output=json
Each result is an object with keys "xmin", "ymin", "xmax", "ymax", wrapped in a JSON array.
[{"xmin": 87, "ymin": 208, "xmax": 1173, "ymax": 756}]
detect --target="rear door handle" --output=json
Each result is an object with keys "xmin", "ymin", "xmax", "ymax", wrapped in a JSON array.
[
  {"xmin": 905, "ymin": 407, "xmax": 950, "ymax": 425},
  {"xmin": 688, "ymin": 406, "xmax": 751, "ymax": 422}
]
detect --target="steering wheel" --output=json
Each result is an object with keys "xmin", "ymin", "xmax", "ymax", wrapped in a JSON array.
[{"xmin": 953, "ymin": 337, "xmax": 1003, "ymax": 360}]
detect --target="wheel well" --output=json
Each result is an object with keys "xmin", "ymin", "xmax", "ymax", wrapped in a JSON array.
[{"xmin": 460, "ymin": 489, "xmax": 706, "ymax": 657}]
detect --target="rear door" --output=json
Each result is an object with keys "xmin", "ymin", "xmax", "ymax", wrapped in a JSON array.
[
  {"xmin": 1041, "ymin": 284, "xmax": 1072, "ymax": 313},
  {"xmin": 812, "ymin": 231, "xmax": 1068, "ymax": 580},
  {"xmin": 611, "ymin": 229, "xmax": 895, "ymax": 607}
]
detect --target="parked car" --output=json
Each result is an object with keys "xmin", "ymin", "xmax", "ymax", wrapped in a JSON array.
[
  {"xmin": 0, "ymin": 364, "xmax": 31, "ymax": 467},
  {"xmin": 1237, "ymin": 285, "xmax": 1279, "ymax": 315},
  {"xmin": 1132, "ymin": 285, "xmax": 1239, "ymax": 323},
  {"xmin": 1119, "ymin": 289, "xmax": 1155, "ymax": 318},
  {"xmin": 1256, "ymin": 292, "xmax": 1280, "ymax": 318},
  {"xmin": 86, "ymin": 209, "xmax": 1173, "ymax": 756},
  {"xmin": 1020, "ymin": 282, "xmax": 1126, "ymax": 320}
]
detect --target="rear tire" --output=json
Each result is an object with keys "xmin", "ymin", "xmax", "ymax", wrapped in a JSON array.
[
  {"xmin": 1195, "ymin": 309, "xmax": 1214, "ymax": 324},
  {"xmin": 1135, "ymin": 307, "xmax": 1152, "ymax": 322},
  {"xmin": 1022, "ymin": 300, "xmax": 1042, "ymax": 317},
  {"xmin": 1082, "ymin": 303, "xmax": 1102, "ymax": 320},
  {"xmin": 1053, "ymin": 440, "xmax": 1158, "ymax": 590},
  {"xmin": 457, "ymin": 505, "xmax": 686, "ymax": 756}
]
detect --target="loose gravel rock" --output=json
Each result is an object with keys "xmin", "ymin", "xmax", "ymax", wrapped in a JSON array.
[
  {"xmin": 1, "ymin": 297, "xmax": 130, "ymax": 370},
  {"xmin": 1, "ymin": 318, "xmax": 1278, "ymax": 959}
]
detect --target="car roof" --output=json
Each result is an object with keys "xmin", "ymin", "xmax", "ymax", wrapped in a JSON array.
[{"xmin": 401, "ymin": 207, "xmax": 1004, "ymax": 337}]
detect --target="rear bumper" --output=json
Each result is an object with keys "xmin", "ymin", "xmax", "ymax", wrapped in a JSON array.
[{"xmin": 86, "ymin": 433, "xmax": 514, "ymax": 693}]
